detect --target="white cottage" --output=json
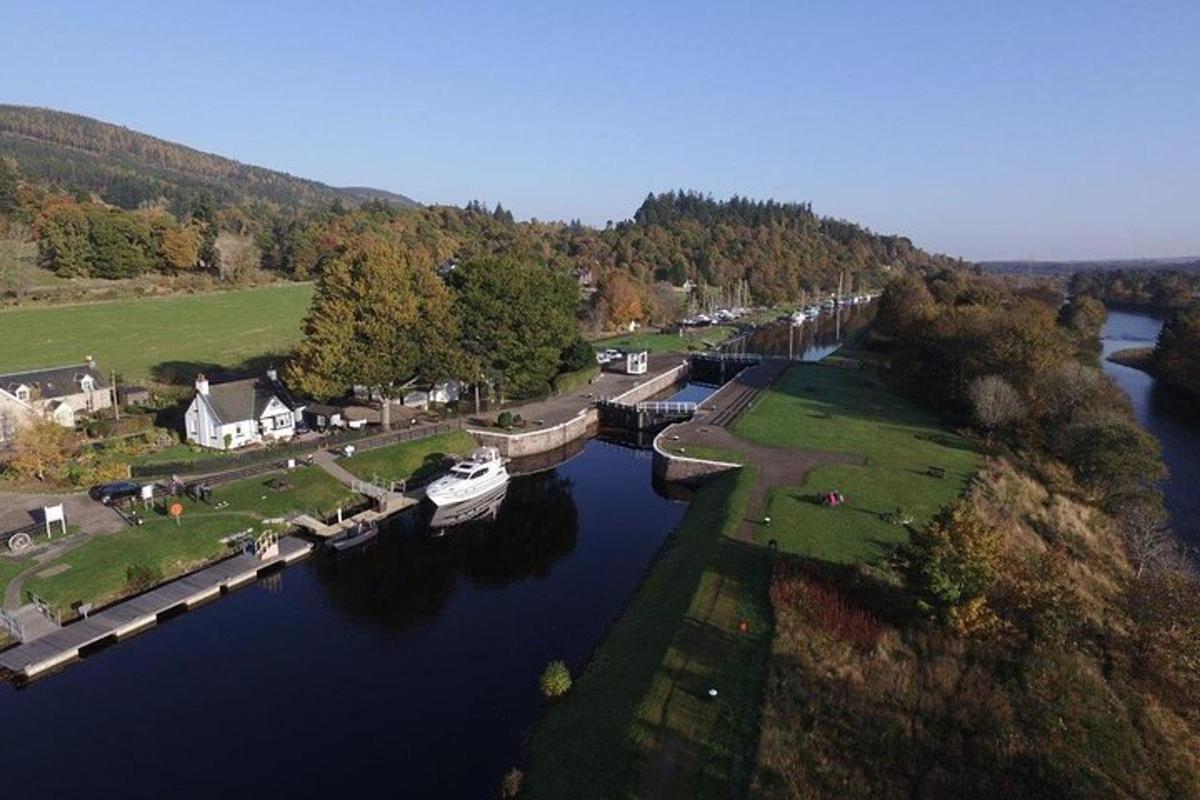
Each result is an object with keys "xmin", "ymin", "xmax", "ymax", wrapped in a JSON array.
[
  {"xmin": 0, "ymin": 360, "xmax": 112, "ymax": 444},
  {"xmin": 184, "ymin": 372, "xmax": 297, "ymax": 450}
]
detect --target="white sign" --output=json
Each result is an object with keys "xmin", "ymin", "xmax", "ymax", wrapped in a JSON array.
[
  {"xmin": 43, "ymin": 503, "xmax": 66, "ymax": 538},
  {"xmin": 140, "ymin": 484, "xmax": 155, "ymax": 501}
]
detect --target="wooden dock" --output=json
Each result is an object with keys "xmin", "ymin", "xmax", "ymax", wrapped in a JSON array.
[
  {"xmin": 0, "ymin": 537, "xmax": 313, "ymax": 680},
  {"xmin": 288, "ymin": 491, "xmax": 422, "ymax": 539}
]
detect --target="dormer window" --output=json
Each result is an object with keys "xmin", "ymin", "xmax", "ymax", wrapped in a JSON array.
[
  {"xmin": 80, "ymin": 376, "xmax": 95, "ymax": 392},
  {"xmin": 15, "ymin": 386, "xmax": 29, "ymax": 402}
]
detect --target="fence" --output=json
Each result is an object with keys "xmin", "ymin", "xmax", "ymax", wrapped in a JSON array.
[{"xmin": 132, "ymin": 419, "xmax": 464, "ymax": 478}]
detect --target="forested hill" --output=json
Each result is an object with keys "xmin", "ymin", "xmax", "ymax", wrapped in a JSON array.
[
  {"xmin": 0, "ymin": 104, "xmax": 418, "ymax": 213},
  {"xmin": 609, "ymin": 191, "xmax": 964, "ymax": 302}
]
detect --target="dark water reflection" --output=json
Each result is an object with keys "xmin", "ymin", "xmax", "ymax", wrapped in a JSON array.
[
  {"xmin": 0, "ymin": 442, "xmax": 687, "ymax": 799},
  {"xmin": 1100, "ymin": 309, "xmax": 1200, "ymax": 547},
  {"xmin": 741, "ymin": 302, "xmax": 876, "ymax": 361}
]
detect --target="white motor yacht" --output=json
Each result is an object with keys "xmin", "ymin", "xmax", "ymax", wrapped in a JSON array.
[{"xmin": 425, "ymin": 446, "xmax": 510, "ymax": 506}]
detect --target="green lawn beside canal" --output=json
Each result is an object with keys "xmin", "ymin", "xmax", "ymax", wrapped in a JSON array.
[
  {"xmin": 593, "ymin": 325, "xmax": 737, "ymax": 354},
  {"xmin": 338, "ymin": 430, "xmax": 477, "ymax": 486},
  {"xmin": 732, "ymin": 364, "xmax": 980, "ymax": 563},
  {"xmin": 22, "ymin": 467, "xmax": 357, "ymax": 616}
]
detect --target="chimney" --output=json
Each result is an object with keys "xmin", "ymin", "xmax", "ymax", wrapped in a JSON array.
[
  {"xmin": 266, "ymin": 366, "xmax": 278, "ymax": 382},
  {"xmin": 85, "ymin": 355, "xmax": 95, "ymax": 369},
  {"xmin": 195, "ymin": 373, "xmax": 210, "ymax": 396}
]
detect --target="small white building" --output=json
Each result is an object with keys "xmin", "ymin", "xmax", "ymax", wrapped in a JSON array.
[
  {"xmin": 184, "ymin": 372, "xmax": 297, "ymax": 450},
  {"xmin": 402, "ymin": 390, "xmax": 430, "ymax": 410},
  {"xmin": 429, "ymin": 381, "xmax": 463, "ymax": 405},
  {"xmin": 624, "ymin": 351, "xmax": 648, "ymax": 375}
]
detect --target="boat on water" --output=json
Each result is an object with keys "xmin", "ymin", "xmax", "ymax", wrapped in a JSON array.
[
  {"xmin": 429, "ymin": 484, "xmax": 508, "ymax": 530},
  {"xmin": 328, "ymin": 519, "xmax": 378, "ymax": 553},
  {"xmin": 790, "ymin": 310, "xmax": 807, "ymax": 325},
  {"xmin": 425, "ymin": 446, "xmax": 510, "ymax": 507}
]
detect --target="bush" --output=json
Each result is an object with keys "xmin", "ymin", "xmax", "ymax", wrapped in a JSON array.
[
  {"xmin": 497, "ymin": 411, "xmax": 515, "ymax": 430},
  {"xmin": 560, "ymin": 337, "xmax": 596, "ymax": 372},
  {"xmin": 500, "ymin": 767, "xmax": 524, "ymax": 798},
  {"xmin": 539, "ymin": 660, "xmax": 572, "ymax": 698},
  {"xmin": 125, "ymin": 562, "xmax": 162, "ymax": 592}
]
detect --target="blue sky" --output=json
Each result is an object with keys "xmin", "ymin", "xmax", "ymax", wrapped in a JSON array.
[{"xmin": 2, "ymin": 1, "xmax": 1197, "ymax": 260}]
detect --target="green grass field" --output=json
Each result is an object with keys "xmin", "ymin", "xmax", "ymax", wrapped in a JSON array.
[
  {"xmin": 594, "ymin": 325, "xmax": 737, "ymax": 354},
  {"xmin": 23, "ymin": 466, "xmax": 355, "ymax": 614},
  {"xmin": 526, "ymin": 468, "xmax": 769, "ymax": 799},
  {"xmin": 0, "ymin": 283, "xmax": 314, "ymax": 381},
  {"xmin": 339, "ymin": 430, "xmax": 477, "ymax": 485},
  {"xmin": 732, "ymin": 364, "xmax": 980, "ymax": 562}
]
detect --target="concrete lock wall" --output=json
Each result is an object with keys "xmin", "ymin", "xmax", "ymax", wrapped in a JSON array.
[
  {"xmin": 470, "ymin": 362, "xmax": 689, "ymax": 458},
  {"xmin": 651, "ymin": 432, "xmax": 742, "ymax": 487}
]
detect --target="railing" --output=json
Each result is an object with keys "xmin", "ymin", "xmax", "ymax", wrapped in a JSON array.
[
  {"xmin": 0, "ymin": 609, "xmax": 24, "ymax": 641},
  {"xmin": 634, "ymin": 401, "xmax": 697, "ymax": 415},
  {"xmin": 691, "ymin": 351, "xmax": 764, "ymax": 362}
]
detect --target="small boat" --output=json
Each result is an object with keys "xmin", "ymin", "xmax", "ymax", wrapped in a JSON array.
[
  {"xmin": 328, "ymin": 519, "xmax": 378, "ymax": 552},
  {"xmin": 790, "ymin": 310, "xmax": 807, "ymax": 325},
  {"xmin": 425, "ymin": 447, "xmax": 510, "ymax": 507}
]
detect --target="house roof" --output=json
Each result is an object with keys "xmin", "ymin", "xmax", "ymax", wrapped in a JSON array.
[
  {"xmin": 204, "ymin": 378, "xmax": 286, "ymax": 424},
  {"xmin": 0, "ymin": 364, "xmax": 106, "ymax": 399}
]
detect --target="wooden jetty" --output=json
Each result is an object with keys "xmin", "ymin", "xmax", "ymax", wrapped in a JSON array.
[
  {"xmin": 0, "ymin": 536, "xmax": 313, "ymax": 681},
  {"xmin": 289, "ymin": 488, "xmax": 422, "ymax": 539}
]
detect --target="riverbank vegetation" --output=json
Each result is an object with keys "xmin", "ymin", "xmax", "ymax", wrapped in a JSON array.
[
  {"xmin": 1152, "ymin": 303, "xmax": 1200, "ymax": 401},
  {"xmin": 749, "ymin": 269, "xmax": 1200, "ymax": 796},
  {"xmin": 1070, "ymin": 268, "xmax": 1200, "ymax": 311}
]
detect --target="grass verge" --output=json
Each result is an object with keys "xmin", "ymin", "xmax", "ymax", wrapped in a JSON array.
[
  {"xmin": 593, "ymin": 325, "xmax": 737, "ymax": 354},
  {"xmin": 339, "ymin": 430, "xmax": 477, "ymax": 485}
]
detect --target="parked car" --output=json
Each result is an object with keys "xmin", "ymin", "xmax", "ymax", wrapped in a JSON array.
[
  {"xmin": 89, "ymin": 481, "xmax": 143, "ymax": 505},
  {"xmin": 602, "ymin": 348, "xmax": 623, "ymax": 360}
]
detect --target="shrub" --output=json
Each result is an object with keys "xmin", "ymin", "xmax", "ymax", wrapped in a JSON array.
[
  {"xmin": 500, "ymin": 767, "xmax": 524, "ymax": 798},
  {"xmin": 770, "ymin": 565, "xmax": 884, "ymax": 650},
  {"xmin": 539, "ymin": 660, "xmax": 572, "ymax": 698},
  {"xmin": 497, "ymin": 411, "xmax": 515, "ymax": 430},
  {"xmin": 125, "ymin": 562, "xmax": 162, "ymax": 592}
]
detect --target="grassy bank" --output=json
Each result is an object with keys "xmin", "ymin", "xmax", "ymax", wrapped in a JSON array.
[
  {"xmin": 0, "ymin": 283, "xmax": 314, "ymax": 381},
  {"xmin": 526, "ymin": 468, "xmax": 771, "ymax": 799},
  {"xmin": 733, "ymin": 365, "xmax": 980, "ymax": 562},
  {"xmin": 23, "ymin": 467, "xmax": 356, "ymax": 615},
  {"xmin": 339, "ymin": 430, "xmax": 477, "ymax": 485},
  {"xmin": 593, "ymin": 325, "xmax": 737, "ymax": 354},
  {"xmin": 1106, "ymin": 346, "xmax": 1155, "ymax": 373}
]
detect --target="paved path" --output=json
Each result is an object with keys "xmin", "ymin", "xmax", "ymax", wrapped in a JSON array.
[
  {"xmin": 311, "ymin": 448, "xmax": 363, "ymax": 488},
  {"xmin": 0, "ymin": 490, "xmax": 126, "ymax": 537},
  {"xmin": 469, "ymin": 353, "xmax": 686, "ymax": 428}
]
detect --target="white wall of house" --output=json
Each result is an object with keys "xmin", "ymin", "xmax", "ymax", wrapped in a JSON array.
[
  {"xmin": 185, "ymin": 392, "xmax": 295, "ymax": 451},
  {"xmin": 0, "ymin": 390, "xmax": 34, "ymax": 446}
]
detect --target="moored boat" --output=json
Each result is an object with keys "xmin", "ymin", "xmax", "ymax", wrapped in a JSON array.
[{"xmin": 425, "ymin": 447, "xmax": 510, "ymax": 506}]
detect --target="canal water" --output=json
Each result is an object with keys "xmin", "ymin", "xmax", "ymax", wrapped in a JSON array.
[
  {"xmin": 0, "ymin": 442, "xmax": 687, "ymax": 799},
  {"xmin": 1100, "ymin": 308, "xmax": 1200, "ymax": 548},
  {"xmin": 740, "ymin": 302, "xmax": 876, "ymax": 360}
]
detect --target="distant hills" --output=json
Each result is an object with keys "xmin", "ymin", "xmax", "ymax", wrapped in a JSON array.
[
  {"xmin": 0, "ymin": 104, "xmax": 418, "ymax": 213},
  {"xmin": 980, "ymin": 256, "xmax": 1200, "ymax": 277}
]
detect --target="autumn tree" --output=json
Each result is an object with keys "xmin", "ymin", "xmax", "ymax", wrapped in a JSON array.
[
  {"xmin": 160, "ymin": 224, "xmax": 203, "ymax": 270},
  {"xmin": 900, "ymin": 500, "xmax": 1003, "ymax": 634},
  {"xmin": 597, "ymin": 273, "xmax": 644, "ymax": 329},
  {"xmin": 967, "ymin": 374, "xmax": 1024, "ymax": 442},
  {"xmin": 8, "ymin": 417, "xmax": 77, "ymax": 484},
  {"xmin": 286, "ymin": 232, "xmax": 460, "ymax": 401}
]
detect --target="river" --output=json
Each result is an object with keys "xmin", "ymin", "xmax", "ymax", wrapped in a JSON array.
[
  {"xmin": 1100, "ymin": 308, "xmax": 1200, "ymax": 548},
  {"xmin": 0, "ymin": 442, "xmax": 687, "ymax": 798}
]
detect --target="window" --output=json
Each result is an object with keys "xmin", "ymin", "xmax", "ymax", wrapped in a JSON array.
[
  {"xmin": 15, "ymin": 386, "xmax": 29, "ymax": 402},
  {"xmin": 80, "ymin": 376, "xmax": 94, "ymax": 391}
]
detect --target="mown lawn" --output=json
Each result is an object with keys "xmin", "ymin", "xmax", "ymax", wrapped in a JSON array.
[
  {"xmin": 732, "ymin": 364, "xmax": 980, "ymax": 562},
  {"xmin": 23, "ymin": 466, "xmax": 355, "ymax": 615},
  {"xmin": 526, "ymin": 468, "xmax": 771, "ymax": 799},
  {"xmin": 594, "ymin": 325, "xmax": 737, "ymax": 354},
  {"xmin": 339, "ymin": 430, "xmax": 477, "ymax": 485},
  {"xmin": 0, "ymin": 283, "xmax": 314, "ymax": 381}
]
